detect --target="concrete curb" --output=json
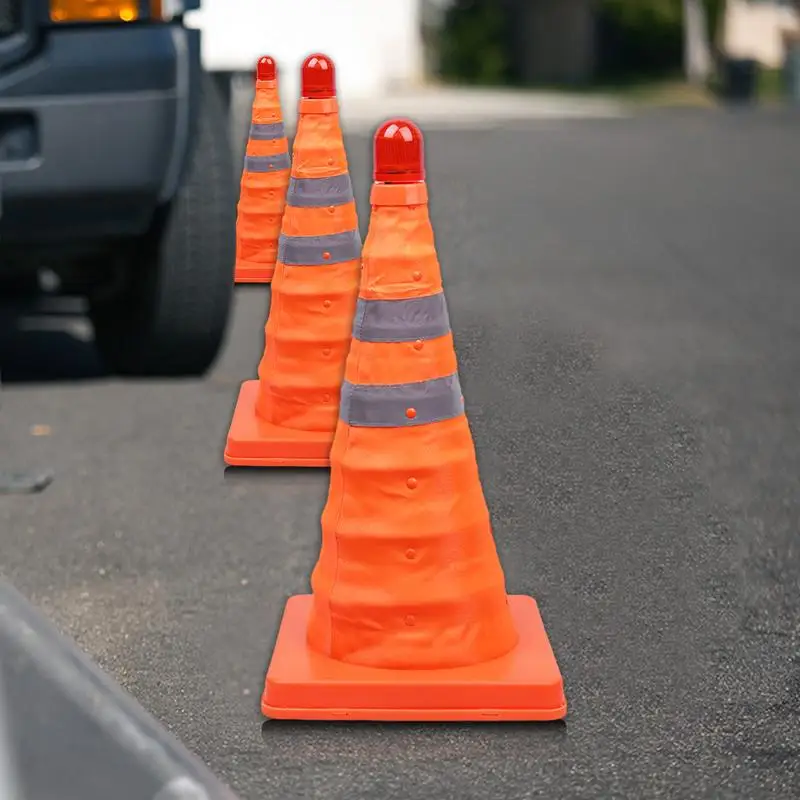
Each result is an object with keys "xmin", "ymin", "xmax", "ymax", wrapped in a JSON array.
[
  {"xmin": 0, "ymin": 579, "xmax": 240, "ymax": 800},
  {"xmin": 230, "ymin": 82, "xmax": 629, "ymax": 137}
]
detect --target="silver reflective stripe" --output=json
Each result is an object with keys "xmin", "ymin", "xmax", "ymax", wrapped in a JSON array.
[
  {"xmin": 340, "ymin": 374, "xmax": 464, "ymax": 427},
  {"xmin": 249, "ymin": 122, "xmax": 286, "ymax": 140},
  {"xmin": 244, "ymin": 153, "xmax": 291, "ymax": 172},
  {"xmin": 353, "ymin": 293, "xmax": 450, "ymax": 343},
  {"xmin": 278, "ymin": 229, "xmax": 361, "ymax": 266},
  {"xmin": 287, "ymin": 174, "xmax": 354, "ymax": 208}
]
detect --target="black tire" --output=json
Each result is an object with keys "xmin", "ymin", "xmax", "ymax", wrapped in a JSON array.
[
  {"xmin": 211, "ymin": 70, "xmax": 234, "ymax": 111},
  {"xmin": 0, "ymin": 271, "xmax": 39, "ymax": 298},
  {"xmin": 91, "ymin": 71, "xmax": 236, "ymax": 377}
]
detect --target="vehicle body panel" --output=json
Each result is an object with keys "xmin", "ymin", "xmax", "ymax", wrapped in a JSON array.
[{"xmin": 0, "ymin": 2, "xmax": 201, "ymax": 249}]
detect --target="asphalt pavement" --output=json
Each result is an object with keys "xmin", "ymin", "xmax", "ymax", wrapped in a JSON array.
[{"xmin": 2, "ymin": 108, "xmax": 800, "ymax": 800}]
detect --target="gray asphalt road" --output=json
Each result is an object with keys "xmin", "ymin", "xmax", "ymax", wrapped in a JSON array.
[{"xmin": 2, "ymin": 109, "xmax": 800, "ymax": 800}]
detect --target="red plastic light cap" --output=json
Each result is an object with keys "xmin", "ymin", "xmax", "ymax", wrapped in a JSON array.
[
  {"xmin": 301, "ymin": 54, "xmax": 336, "ymax": 98},
  {"xmin": 257, "ymin": 56, "xmax": 276, "ymax": 82},
  {"xmin": 374, "ymin": 119, "xmax": 425, "ymax": 183}
]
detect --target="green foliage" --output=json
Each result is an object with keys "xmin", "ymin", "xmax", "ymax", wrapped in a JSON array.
[
  {"xmin": 598, "ymin": 0, "xmax": 727, "ymax": 81},
  {"xmin": 601, "ymin": 0, "xmax": 682, "ymax": 29},
  {"xmin": 436, "ymin": 0, "xmax": 729, "ymax": 87},
  {"xmin": 436, "ymin": 0, "xmax": 511, "ymax": 86},
  {"xmin": 598, "ymin": 0, "xmax": 682, "ymax": 78},
  {"xmin": 706, "ymin": 0, "xmax": 727, "ymax": 44},
  {"xmin": 601, "ymin": 0, "xmax": 725, "ymax": 37}
]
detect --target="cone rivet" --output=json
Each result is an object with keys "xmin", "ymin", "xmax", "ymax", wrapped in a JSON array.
[
  {"xmin": 412, "ymin": 271, "xmax": 422, "ymax": 281},
  {"xmin": 322, "ymin": 251, "xmax": 331, "ymax": 260},
  {"xmin": 413, "ymin": 340, "xmax": 423, "ymax": 351},
  {"xmin": 323, "ymin": 299, "xmax": 331, "ymax": 308},
  {"xmin": 322, "ymin": 347, "xmax": 331, "ymax": 356},
  {"xmin": 328, "ymin": 206, "xmax": 336, "ymax": 214},
  {"xmin": 323, "ymin": 393, "xmax": 331, "ymax": 403},
  {"xmin": 407, "ymin": 477, "xmax": 418, "ymax": 489},
  {"xmin": 405, "ymin": 548, "xmax": 416, "ymax": 560},
  {"xmin": 404, "ymin": 615, "xmax": 416, "ymax": 627},
  {"xmin": 328, "ymin": 158, "xmax": 334, "ymax": 166},
  {"xmin": 405, "ymin": 408, "xmax": 417, "ymax": 419}
]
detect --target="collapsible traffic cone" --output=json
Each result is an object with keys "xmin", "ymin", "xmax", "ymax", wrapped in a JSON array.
[
  {"xmin": 261, "ymin": 120, "xmax": 567, "ymax": 722},
  {"xmin": 224, "ymin": 55, "xmax": 361, "ymax": 467},
  {"xmin": 233, "ymin": 56, "xmax": 291, "ymax": 284}
]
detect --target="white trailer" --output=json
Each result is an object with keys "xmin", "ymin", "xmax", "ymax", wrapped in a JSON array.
[{"xmin": 185, "ymin": 0, "xmax": 425, "ymax": 110}]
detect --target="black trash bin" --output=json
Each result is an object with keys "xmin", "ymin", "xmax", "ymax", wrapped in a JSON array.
[{"xmin": 720, "ymin": 56, "xmax": 760, "ymax": 103}]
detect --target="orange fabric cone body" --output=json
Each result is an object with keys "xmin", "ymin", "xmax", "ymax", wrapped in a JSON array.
[
  {"xmin": 261, "ymin": 120, "xmax": 567, "ymax": 721},
  {"xmin": 234, "ymin": 57, "xmax": 291, "ymax": 284},
  {"xmin": 225, "ymin": 55, "xmax": 361, "ymax": 467}
]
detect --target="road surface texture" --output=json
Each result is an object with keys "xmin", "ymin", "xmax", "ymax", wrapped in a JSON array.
[{"xmin": 2, "ymin": 109, "xmax": 799, "ymax": 800}]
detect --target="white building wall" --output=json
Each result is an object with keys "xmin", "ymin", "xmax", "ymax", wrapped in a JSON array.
[
  {"xmin": 186, "ymin": 0, "xmax": 424, "ymax": 105},
  {"xmin": 723, "ymin": 0, "xmax": 800, "ymax": 68}
]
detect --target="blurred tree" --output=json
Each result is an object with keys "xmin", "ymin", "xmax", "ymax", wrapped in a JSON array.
[
  {"xmin": 598, "ymin": 0, "xmax": 725, "ymax": 82},
  {"xmin": 598, "ymin": 0, "xmax": 683, "ymax": 79},
  {"xmin": 436, "ymin": 0, "xmax": 511, "ymax": 85},
  {"xmin": 436, "ymin": 0, "xmax": 729, "ymax": 87}
]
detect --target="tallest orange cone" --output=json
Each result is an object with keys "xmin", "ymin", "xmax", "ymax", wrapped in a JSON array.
[{"xmin": 261, "ymin": 120, "xmax": 567, "ymax": 722}]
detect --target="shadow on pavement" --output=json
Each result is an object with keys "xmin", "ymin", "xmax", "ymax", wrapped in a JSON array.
[
  {"xmin": 262, "ymin": 718, "xmax": 568, "ymax": 739},
  {"xmin": 224, "ymin": 466, "xmax": 332, "ymax": 481},
  {"xmin": 0, "ymin": 298, "xmax": 107, "ymax": 385}
]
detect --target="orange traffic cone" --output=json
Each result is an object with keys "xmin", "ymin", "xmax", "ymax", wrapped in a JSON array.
[
  {"xmin": 233, "ymin": 56, "xmax": 291, "ymax": 284},
  {"xmin": 261, "ymin": 120, "xmax": 567, "ymax": 722},
  {"xmin": 224, "ymin": 55, "xmax": 361, "ymax": 467}
]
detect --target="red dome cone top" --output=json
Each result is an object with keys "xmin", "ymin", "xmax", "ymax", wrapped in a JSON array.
[
  {"xmin": 256, "ymin": 56, "xmax": 276, "ymax": 82},
  {"xmin": 374, "ymin": 119, "xmax": 425, "ymax": 184},
  {"xmin": 301, "ymin": 53, "xmax": 336, "ymax": 98}
]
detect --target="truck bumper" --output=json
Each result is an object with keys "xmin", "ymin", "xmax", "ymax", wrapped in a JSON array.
[{"xmin": 0, "ymin": 23, "xmax": 200, "ymax": 246}]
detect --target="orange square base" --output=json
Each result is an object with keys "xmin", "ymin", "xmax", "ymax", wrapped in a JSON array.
[
  {"xmin": 234, "ymin": 260, "xmax": 275, "ymax": 284},
  {"xmin": 224, "ymin": 381, "xmax": 333, "ymax": 467},
  {"xmin": 262, "ymin": 594, "xmax": 567, "ymax": 722}
]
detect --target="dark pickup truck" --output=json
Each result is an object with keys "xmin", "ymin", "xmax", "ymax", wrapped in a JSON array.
[{"xmin": 0, "ymin": 0, "xmax": 236, "ymax": 377}]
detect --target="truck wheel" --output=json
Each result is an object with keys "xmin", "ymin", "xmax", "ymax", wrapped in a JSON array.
[
  {"xmin": 211, "ymin": 70, "xmax": 234, "ymax": 111},
  {"xmin": 91, "ymin": 72, "xmax": 236, "ymax": 377}
]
